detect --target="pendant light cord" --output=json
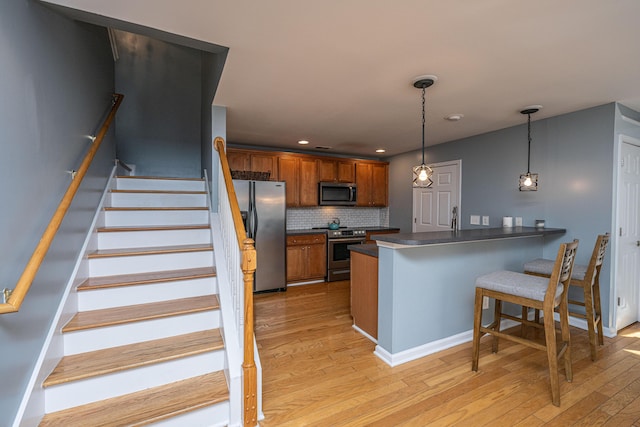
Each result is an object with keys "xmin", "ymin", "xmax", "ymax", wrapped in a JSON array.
[
  {"xmin": 421, "ymin": 85, "xmax": 426, "ymax": 165},
  {"xmin": 526, "ymin": 112, "xmax": 531, "ymax": 174}
]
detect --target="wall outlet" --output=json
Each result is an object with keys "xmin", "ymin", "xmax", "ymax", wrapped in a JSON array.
[
  {"xmin": 482, "ymin": 296, "xmax": 490, "ymax": 309},
  {"xmin": 482, "ymin": 216, "xmax": 490, "ymax": 226},
  {"xmin": 515, "ymin": 217, "xmax": 523, "ymax": 226},
  {"xmin": 470, "ymin": 215, "xmax": 480, "ymax": 225}
]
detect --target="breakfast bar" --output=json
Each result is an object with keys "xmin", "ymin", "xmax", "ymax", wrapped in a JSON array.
[{"xmin": 350, "ymin": 226, "xmax": 566, "ymax": 367}]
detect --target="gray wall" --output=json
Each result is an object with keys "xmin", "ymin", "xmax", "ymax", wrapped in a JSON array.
[
  {"xmin": 114, "ymin": 32, "xmax": 202, "ymax": 177},
  {"xmin": 387, "ymin": 104, "xmax": 618, "ymax": 326},
  {"xmin": 0, "ymin": 0, "xmax": 115, "ymax": 422}
]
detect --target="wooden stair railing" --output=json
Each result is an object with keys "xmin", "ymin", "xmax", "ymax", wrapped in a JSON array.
[
  {"xmin": 214, "ymin": 137, "xmax": 258, "ymax": 427},
  {"xmin": 1, "ymin": 93, "xmax": 124, "ymax": 315}
]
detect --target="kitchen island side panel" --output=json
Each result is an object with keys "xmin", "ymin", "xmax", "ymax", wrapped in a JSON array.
[{"xmin": 377, "ymin": 236, "xmax": 543, "ymax": 355}]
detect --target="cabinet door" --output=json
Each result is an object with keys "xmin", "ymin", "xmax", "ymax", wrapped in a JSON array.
[
  {"xmin": 355, "ymin": 163, "xmax": 372, "ymax": 206},
  {"xmin": 227, "ymin": 150, "xmax": 250, "ymax": 172},
  {"xmin": 251, "ymin": 153, "xmax": 278, "ymax": 180},
  {"xmin": 299, "ymin": 158, "xmax": 319, "ymax": 206},
  {"xmin": 318, "ymin": 159, "xmax": 337, "ymax": 182},
  {"xmin": 306, "ymin": 242, "xmax": 327, "ymax": 279},
  {"xmin": 286, "ymin": 245, "xmax": 307, "ymax": 282},
  {"xmin": 337, "ymin": 161, "xmax": 356, "ymax": 183},
  {"xmin": 370, "ymin": 164, "xmax": 388, "ymax": 206},
  {"xmin": 278, "ymin": 157, "xmax": 299, "ymax": 207}
]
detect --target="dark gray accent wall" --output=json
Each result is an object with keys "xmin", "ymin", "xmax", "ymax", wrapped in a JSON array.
[
  {"xmin": 114, "ymin": 32, "xmax": 202, "ymax": 177},
  {"xmin": 388, "ymin": 103, "xmax": 618, "ymax": 326},
  {"xmin": 0, "ymin": 0, "xmax": 115, "ymax": 422}
]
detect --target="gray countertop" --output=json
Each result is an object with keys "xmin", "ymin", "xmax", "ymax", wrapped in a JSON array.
[
  {"xmin": 373, "ymin": 226, "xmax": 566, "ymax": 246},
  {"xmin": 286, "ymin": 227, "xmax": 399, "ymax": 236},
  {"xmin": 348, "ymin": 243, "xmax": 378, "ymax": 257}
]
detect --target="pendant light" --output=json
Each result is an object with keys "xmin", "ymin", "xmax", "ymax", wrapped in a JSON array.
[
  {"xmin": 412, "ymin": 75, "xmax": 437, "ymax": 187},
  {"xmin": 518, "ymin": 105, "xmax": 541, "ymax": 191}
]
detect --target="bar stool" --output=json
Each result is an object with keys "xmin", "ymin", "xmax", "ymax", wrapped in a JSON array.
[
  {"xmin": 472, "ymin": 240, "xmax": 578, "ymax": 407},
  {"xmin": 523, "ymin": 233, "xmax": 609, "ymax": 361}
]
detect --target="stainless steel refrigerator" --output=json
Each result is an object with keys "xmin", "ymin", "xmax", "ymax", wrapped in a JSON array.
[{"xmin": 232, "ymin": 180, "xmax": 287, "ymax": 293}]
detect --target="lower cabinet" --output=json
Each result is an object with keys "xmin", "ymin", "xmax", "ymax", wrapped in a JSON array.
[
  {"xmin": 350, "ymin": 251, "xmax": 378, "ymax": 339},
  {"xmin": 286, "ymin": 234, "xmax": 327, "ymax": 283}
]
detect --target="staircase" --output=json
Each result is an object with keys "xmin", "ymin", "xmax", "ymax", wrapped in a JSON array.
[{"xmin": 39, "ymin": 176, "xmax": 231, "ymax": 426}]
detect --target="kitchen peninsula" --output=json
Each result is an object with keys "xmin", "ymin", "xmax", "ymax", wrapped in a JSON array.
[{"xmin": 349, "ymin": 226, "xmax": 566, "ymax": 367}]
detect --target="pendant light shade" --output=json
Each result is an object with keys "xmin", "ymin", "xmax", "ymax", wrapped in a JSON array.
[
  {"xmin": 518, "ymin": 105, "xmax": 541, "ymax": 191},
  {"xmin": 412, "ymin": 75, "xmax": 437, "ymax": 187}
]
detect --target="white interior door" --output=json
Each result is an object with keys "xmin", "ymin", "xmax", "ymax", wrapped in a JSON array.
[
  {"xmin": 616, "ymin": 139, "xmax": 640, "ymax": 330},
  {"xmin": 413, "ymin": 160, "xmax": 461, "ymax": 232}
]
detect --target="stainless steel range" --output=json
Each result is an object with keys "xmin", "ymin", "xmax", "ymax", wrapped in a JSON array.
[{"xmin": 324, "ymin": 228, "xmax": 366, "ymax": 281}]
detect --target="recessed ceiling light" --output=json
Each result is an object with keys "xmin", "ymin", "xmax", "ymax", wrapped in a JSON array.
[
  {"xmin": 298, "ymin": 140, "xmax": 309, "ymax": 145},
  {"xmin": 445, "ymin": 114, "xmax": 464, "ymax": 121},
  {"xmin": 376, "ymin": 149, "xmax": 386, "ymax": 153}
]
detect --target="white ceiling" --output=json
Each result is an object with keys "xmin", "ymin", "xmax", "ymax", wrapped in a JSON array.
[{"xmin": 49, "ymin": 0, "xmax": 640, "ymax": 157}]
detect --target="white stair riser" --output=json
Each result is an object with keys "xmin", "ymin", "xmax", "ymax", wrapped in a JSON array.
[
  {"xmin": 89, "ymin": 251, "xmax": 213, "ymax": 277},
  {"xmin": 115, "ymin": 178, "xmax": 205, "ymax": 192},
  {"xmin": 45, "ymin": 351, "xmax": 226, "ymax": 413},
  {"xmin": 77, "ymin": 277, "xmax": 218, "ymax": 311},
  {"xmin": 150, "ymin": 401, "xmax": 230, "ymax": 427},
  {"xmin": 98, "ymin": 229, "xmax": 211, "ymax": 249},
  {"xmin": 64, "ymin": 311, "xmax": 221, "ymax": 355},
  {"xmin": 104, "ymin": 210, "xmax": 209, "ymax": 227},
  {"xmin": 110, "ymin": 192, "xmax": 207, "ymax": 208}
]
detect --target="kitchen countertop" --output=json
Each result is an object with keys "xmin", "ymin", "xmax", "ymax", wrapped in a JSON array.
[
  {"xmin": 374, "ymin": 226, "xmax": 565, "ymax": 247},
  {"xmin": 287, "ymin": 227, "xmax": 399, "ymax": 236},
  {"xmin": 348, "ymin": 243, "xmax": 378, "ymax": 257}
]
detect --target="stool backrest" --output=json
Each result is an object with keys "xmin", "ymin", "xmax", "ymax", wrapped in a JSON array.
[
  {"xmin": 546, "ymin": 239, "xmax": 579, "ymax": 306},
  {"xmin": 584, "ymin": 233, "xmax": 610, "ymax": 285}
]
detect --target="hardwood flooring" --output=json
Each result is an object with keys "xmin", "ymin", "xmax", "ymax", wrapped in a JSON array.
[{"xmin": 254, "ymin": 281, "xmax": 640, "ymax": 426}]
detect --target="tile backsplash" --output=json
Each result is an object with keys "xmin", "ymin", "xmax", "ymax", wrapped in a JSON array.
[{"xmin": 287, "ymin": 207, "xmax": 389, "ymax": 230}]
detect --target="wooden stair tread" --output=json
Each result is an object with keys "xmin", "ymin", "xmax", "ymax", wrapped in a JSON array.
[
  {"xmin": 77, "ymin": 267, "xmax": 217, "ymax": 291},
  {"xmin": 116, "ymin": 176, "xmax": 204, "ymax": 181},
  {"xmin": 39, "ymin": 371, "xmax": 228, "ymax": 426},
  {"xmin": 104, "ymin": 206, "xmax": 208, "ymax": 211},
  {"xmin": 97, "ymin": 224, "xmax": 210, "ymax": 232},
  {"xmin": 44, "ymin": 329, "xmax": 223, "ymax": 387},
  {"xmin": 88, "ymin": 243, "xmax": 213, "ymax": 259},
  {"xmin": 62, "ymin": 295, "xmax": 220, "ymax": 333},
  {"xmin": 110, "ymin": 189, "xmax": 206, "ymax": 194}
]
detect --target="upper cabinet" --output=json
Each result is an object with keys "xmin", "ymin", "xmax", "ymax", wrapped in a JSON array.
[
  {"xmin": 356, "ymin": 162, "xmax": 388, "ymax": 207},
  {"xmin": 278, "ymin": 155, "xmax": 318, "ymax": 207},
  {"xmin": 227, "ymin": 147, "xmax": 388, "ymax": 207},
  {"xmin": 318, "ymin": 159, "xmax": 356, "ymax": 183},
  {"xmin": 226, "ymin": 148, "xmax": 278, "ymax": 180}
]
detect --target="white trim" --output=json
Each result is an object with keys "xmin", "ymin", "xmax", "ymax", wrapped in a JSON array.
[
  {"xmin": 14, "ymin": 165, "xmax": 117, "ymax": 427},
  {"xmin": 621, "ymin": 114, "xmax": 640, "ymax": 127},
  {"xmin": 352, "ymin": 324, "xmax": 377, "ymax": 343}
]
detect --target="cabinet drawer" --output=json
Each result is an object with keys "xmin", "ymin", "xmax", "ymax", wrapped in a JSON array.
[{"xmin": 287, "ymin": 234, "xmax": 327, "ymax": 246}]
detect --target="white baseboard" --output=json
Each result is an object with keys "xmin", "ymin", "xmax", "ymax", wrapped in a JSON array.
[
  {"xmin": 373, "ymin": 311, "xmax": 613, "ymax": 368},
  {"xmin": 352, "ymin": 324, "xmax": 377, "ymax": 344}
]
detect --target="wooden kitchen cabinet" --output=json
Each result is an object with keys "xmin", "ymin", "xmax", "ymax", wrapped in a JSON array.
[
  {"xmin": 318, "ymin": 159, "xmax": 356, "ymax": 183},
  {"xmin": 350, "ymin": 250, "xmax": 378, "ymax": 339},
  {"xmin": 226, "ymin": 148, "xmax": 278, "ymax": 180},
  {"xmin": 286, "ymin": 234, "xmax": 326, "ymax": 282},
  {"xmin": 278, "ymin": 155, "xmax": 318, "ymax": 207},
  {"xmin": 356, "ymin": 161, "xmax": 388, "ymax": 207}
]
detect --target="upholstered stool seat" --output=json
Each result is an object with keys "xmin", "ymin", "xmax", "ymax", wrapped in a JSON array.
[
  {"xmin": 472, "ymin": 240, "xmax": 579, "ymax": 407},
  {"xmin": 524, "ymin": 259, "xmax": 588, "ymax": 281},
  {"xmin": 523, "ymin": 233, "xmax": 609, "ymax": 361},
  {"xmin": 475, "ymin": 270, "xmax": 561, "ymax": 302}
]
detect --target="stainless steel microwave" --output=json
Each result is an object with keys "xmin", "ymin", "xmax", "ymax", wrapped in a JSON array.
[{"xmin": 318, "ymin": 182, "xmax": 357, "ymax": 206}]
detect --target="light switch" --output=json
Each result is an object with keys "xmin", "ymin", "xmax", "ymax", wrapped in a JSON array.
[
  {"xmin": 470, "ymin": 215, "xmax": 480, "ymax": 225},
  {"xmin": 482, "ymin": 216, "xmax": 489, "ymax": 226}
]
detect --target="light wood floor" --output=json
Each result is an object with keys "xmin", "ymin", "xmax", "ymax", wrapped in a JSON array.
[{"xmin": 254, "ymin": 281, "xmax": 640, "ymax": 426}]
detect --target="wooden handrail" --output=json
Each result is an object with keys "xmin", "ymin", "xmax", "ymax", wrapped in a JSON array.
[
  {"xmin": 0, "ymin": 93, "xmax": 124, "ymax": 314},
  {"xmin": 214, "ymin": 137, "xmax": 258, "ymax": 427}
]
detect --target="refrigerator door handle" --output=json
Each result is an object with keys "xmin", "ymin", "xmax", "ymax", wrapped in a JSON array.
[{"xmin": 250, "ymin": 181, "xmax": 259, "ymax": 240}]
